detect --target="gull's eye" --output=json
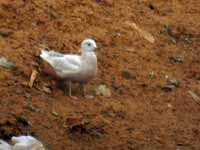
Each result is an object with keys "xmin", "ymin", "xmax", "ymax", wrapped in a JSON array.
[{"xmin": 87, "ymin": 43, "xmax": 91, "ymax": 46}]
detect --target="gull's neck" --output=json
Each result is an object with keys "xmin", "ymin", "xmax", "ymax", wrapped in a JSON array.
[{"xmin": 81, "ymin": 51, "xmax": 96, "ymax": 58}]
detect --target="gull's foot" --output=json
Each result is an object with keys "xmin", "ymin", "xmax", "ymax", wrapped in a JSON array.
[
  {"xmin": 70, "ymin": 96, "xmax": 79, "ymax": 100},
  {"xmin": 84, "ymin": 95, "xmax": 94, "ymax": 99}
]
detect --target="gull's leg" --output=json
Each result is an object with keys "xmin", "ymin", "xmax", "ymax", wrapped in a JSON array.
[
  {"xmin": 59, "ymin": 80, "xmax": 67, "ymax": 95},
  {"xmin": 64, "ymin": 80, "xmax": 68, "ymax": 95},
  {"xmin": 68, "ymin": 80, "xmax": 72, "ymax": 97},
  {"xmin": 80, "ymin": 82, "xmax": 94, "ymax": 99},
  {"xmin": 80, "ymin": 82, "xmax": 85, "ymax": 97},
  {"xmin": 68, "ymin": 80, "xmax": 78, "ymax": 99}
]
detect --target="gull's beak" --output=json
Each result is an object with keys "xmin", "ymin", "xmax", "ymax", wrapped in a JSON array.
[
  {"xmin": 94, "ymin": 44, "xmax": 97, "ymax": 49},
  {"xmin": 93, "ymin": 45, "xmax": 98, "ymax": 51},
  {"xmin": 95, "ymin": 46, "xmax": 100, "ymax": 52},
  {"xmin": 95, "ymin": 44, "xmax": 102, "ymax": 51}
]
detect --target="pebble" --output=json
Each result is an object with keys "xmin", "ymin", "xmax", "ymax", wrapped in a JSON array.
[
  {"xmin": 121, "ymin": 70, "xmax": 136, "ymax": 80},
  {"xmin": 149, "ymin": 71, "xmax": 156, "ymax": 79},
  {"xmin": 169, "ymin": 56, "xmax": 184, "ymax": 64},
  {"xmin": 161, "ymin": 84, "xmax": 176, "ymax": 92},
  {"xmin": 161, "ymin": 77, "xmax": 180, "ymax": 92},
  {"xmin": 161, "ymin": 78, "xmax": 180, "ymax": 92},
  {"xmin": 167, "ymin": 79, "xmax": 180, "ymax": 87},
  {"xmin": 0, "ymin": 57, "xmax": 14, "ymax": 69},
  {"xmin": 42, "ymin": 86, "xmax": 52, "ymax": 94},
  {"xmin": 95, "ymin": 84, "xmax": 111, "ymax": 97}
]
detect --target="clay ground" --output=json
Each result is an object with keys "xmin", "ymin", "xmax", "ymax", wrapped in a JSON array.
[{"xmin": 0, "ymin": 0, "xmax": 200, "ymax": 150}]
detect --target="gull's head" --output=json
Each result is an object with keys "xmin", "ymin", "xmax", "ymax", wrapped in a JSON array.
[{"xmin": 81, "ymin": 39, "xmax": 97, "ymax": 53}]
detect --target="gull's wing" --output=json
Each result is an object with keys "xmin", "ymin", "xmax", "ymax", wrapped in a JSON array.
[
  {"xmin": 40, "ymin": 49, "xmax": 81, "ymax": 76},
  {"xmin": 51, "ymin": 55, "xmax": 81, "ymax": 74},
  {"xmin": 44, "ymin": 50, "xmax": 64, "ymax": 57},
  {"xmin": 12, "ymin": 136, "xmax": 45, "ymax": 150}
]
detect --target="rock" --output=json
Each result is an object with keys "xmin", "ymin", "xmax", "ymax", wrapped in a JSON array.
[
  {"xmin": 148, "ymin": 4, "xmax": 155, "ymax": 10},
  {"xmin": 149, "ymin": 71, "xmax": 156, "ymax": 79},
  {"xmin": 64, "ymin": 115, "xmax": 90, "ymax": 134},
  {"xmin": 169, "ymin": 56, "xmax": 184, "ymax": 64},
  {"xmin": 96, "ymin": 0, "xmax": 113, "ymax": 5},
  {"xmin": 95, "ymin": 84, "xmax": 111, "ymax": 97},
  {"xmin": 42, "ymin": 86, "xmax": 52, "ymax": 94},
  {"xmin": 64, "ymin": 115, "xmax": 88, "ymax": 129},
  {"xmin": 167, "ymin": 103, "xmax": 173, "ymax": 108},
  {"xmin": 121, "ymin": 70, "xmax": 136, "ymax": 80},
  {"xmin": 188, "ymin": 90, "xmax": 200, "ymax": 105},
  {"xmin": 0, "ymin": 57, "xmax": 14, "ymax": 69},
  {"xmin": 52, "ymin": 111, "xmax": 59, "ymax": 117},
  {"xmin": 167, "ymin": 79, "xmax": 180, "ymax": 87},
  {"xmin": 163, "ymin": 25, "xmax": 178, "ymax": 44},
  {"xmin": 116, "ymin": 32, "xmax": 121, "ymax": 37},
  {"xmin": 0, "ymin": 31, "xmax": 11, "ymax": 38},
  {"xmin": 125, "ymin": 21, "xmax": 155, "ymax": 43},
  {"xmin": 185, "ymin": 34, "xmax": 193, "ymax": 44},
  {"xmin": 28, "ymin": 70, "xmax": 38, "ymax": 88},
  {"xmin": 161, "ymin": 84, "xmax": 176, "ymax": 92},
  {"xmin": 16, "ymin": 117, "xmax": 30, "ymax": 126},
  {"xmin": 161, "ymin": 78, "xmax": 180, "ymax": 92}
]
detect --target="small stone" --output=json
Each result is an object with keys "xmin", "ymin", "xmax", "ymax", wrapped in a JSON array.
[
  {"xmin": 42, "ymin": 86, "xmax": 52, "ymax": 94},
  {"xmin": 149, "ymin": 71, "xmax": 156, "ymax": 79},
  {"xmin": 169, "ymin": 56, "xmax": 184, "ymax": 64},
  {"xmin": 185, "ymin": 34, "xmax": 193, "ymax": 44},
  {"xmin": 167, "ymin": 103, "xmax": 173, "ymax": 108},
  {"xmin": 32, "ymin": 22, "xmax": 37, "ymax": 27},
  {"xmin": 121, "ymin": 70, "xmax": 136, "ymax": 80},
  {"xmin": 16, "ymin": 117, "xmax": 31, "ymax": 126},
  {"xmin": 126, "ymin": 21, "xmax": 155, "ymax": 43},
  {"xmin": 0, "ymin": 57, "xmax": 14, "ymax": 69},
  {"xmin": 149, "ymin": 4, "xmax": 155, "ymax": 10},
  {"xmin": 163, "ymin": 25, "xmax": 178, "ymax": 44},
  {"xmin": 52, "ymin": 111, "xmax": 59, "ymax": 117},
  {"xmin": 188, "ymin": 90, "xmax": 200, "ymax": 105},
  {"xmin": 95, "ymin": 84, "xmax": 111, "ymax": 97},
  {"xmin": 0, "ymin": 31, "xmax": 11, "ymax": 38},
  {"xmin": 91, "ymin": 127, "xmax": 105, "ymax": 139},
  {"xmin": 28, "ymin": 70, "xmax": 38, "ymax": 88},
  {"xmin": 167, "ymin": 79, "xmax": 180, "ymax": 87},
  {"xmin": 161, "ymin": 84, "xmax": 175, "ymax": 92},
  {"xmin": 116, "ymin": 32, "xmax": 121, "ymax": 37},
  {"xmin": 21, "ymin": 81, "xmax": 28, "ymax": 87},
  {"xmin": 64, "ymin": 115, "xmax": 88, "ymax": 129},
  {"xmin": 161, "ymin": 77, "xmax": 180, "ymax": 92}
]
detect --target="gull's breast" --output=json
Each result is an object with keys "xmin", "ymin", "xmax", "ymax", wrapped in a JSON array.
[
  {"xmin": 70, "ymin": 62, "xmax": 97, "ymax": 82},
  {"xmin": 70, "ymin": 53, "xmax": 97, "ymax": 82}
]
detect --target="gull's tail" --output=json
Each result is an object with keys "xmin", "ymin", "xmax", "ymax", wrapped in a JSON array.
[
  {"xmin": 40, "ymin": 49, "xmax": 50, "ymax": 62},
  {"xmin": 0, "ymin": 140, "xmax": 12, "ymax": 150}
]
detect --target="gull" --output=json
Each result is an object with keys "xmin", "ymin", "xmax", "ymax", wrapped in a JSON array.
[
  {"xmin": 40, "ymin": 38, "xmax": 98, "ymax": 98},
  {"xmin": 0, "ymin": 135, "xmax": 45, "ymax": 150}
]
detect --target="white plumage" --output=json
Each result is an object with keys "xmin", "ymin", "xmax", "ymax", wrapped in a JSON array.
[
  {"xmin": 40, "ymin": 38, "xmax": 98, "ymax": 97},
  {"xmin": 0, "ymin": 140, "xmax": 12, "ymax": 150},
  {"xmin": 0, "ymin": 136, "xmax": 45, "ymax": 150}
]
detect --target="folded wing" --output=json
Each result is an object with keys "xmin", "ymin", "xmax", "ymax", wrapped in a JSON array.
[{"xmin": 40, "ymin": 49, "xmax": 81, "ymax": 77}]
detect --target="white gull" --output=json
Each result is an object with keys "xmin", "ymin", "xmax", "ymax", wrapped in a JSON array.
[{"xmin": 40, "ymin": 38, "xmax": 98, "ymax": 98}]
